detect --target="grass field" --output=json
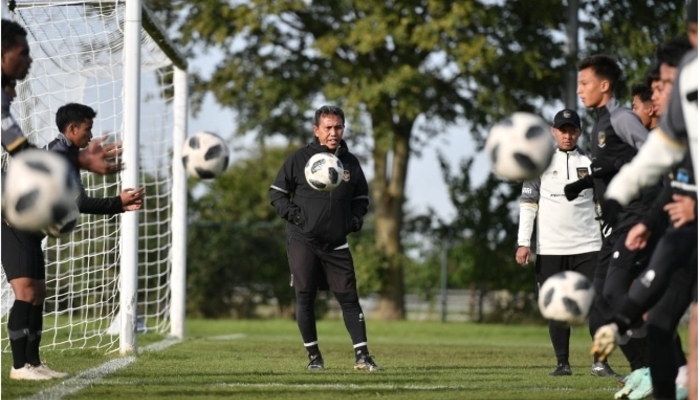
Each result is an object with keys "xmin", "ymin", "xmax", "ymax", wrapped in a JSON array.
[{"xmin": 2, "ymin": 319, "xmax": 681, "ymax": 399}]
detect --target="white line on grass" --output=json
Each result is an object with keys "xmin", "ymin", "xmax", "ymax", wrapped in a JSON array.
[
  {"xmin": 215, "ymin": 383, "xmax": 612, "ymax": 392},
  {"xmin": 19, "ymin": 337, "xmax": 181, "ymax": 400},
  {"xmin": 206, "ymin": 333, "xmax": 247, "ymax": 340}
]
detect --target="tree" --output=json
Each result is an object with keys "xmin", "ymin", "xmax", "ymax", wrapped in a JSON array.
[
  {"xmin": 186, "ymin": 146, "xmax": 294, "ymax": 317},
  {"xmin": 148, "ymin": 0, "xmax": 568, "ymax": 319}
]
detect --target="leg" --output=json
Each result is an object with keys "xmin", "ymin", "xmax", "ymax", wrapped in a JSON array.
[
  {"xmin": 322, "ymin": 248, "xmax": 379, "ymax": 371},
  {"xmin": 8, "ymin": 277, "xmax": 36, "ymax": 369},
  {"xmin": 286, "ymin": 236, "xmax": 323, "ymax": 366},
  {"xmin": 604, "ymin": 229, "xmax": 650, "ymax": 373},
  {"xmin": 643, "ymin": 264, "xmax": 694, "ymax": 400},
  {"xmin": 536, "ymin": 255, "xmax": 571, "ymax": 372},
  {"xmin": 26, "ymin": 279, "xmax": 46, "ymax": 367},
  {"xmin": 688, "ymin": 303, "xmax": 697, "ymax": 400}
]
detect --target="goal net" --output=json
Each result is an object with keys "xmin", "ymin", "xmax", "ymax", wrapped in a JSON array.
[{"xmin": 1, "ymin": 0, "xmax": 188, "ymax": 353}]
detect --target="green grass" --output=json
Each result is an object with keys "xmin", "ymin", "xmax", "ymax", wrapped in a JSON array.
[{"xmin": 2, "ymin": 319, "xmax": 682, "ymax": 399}]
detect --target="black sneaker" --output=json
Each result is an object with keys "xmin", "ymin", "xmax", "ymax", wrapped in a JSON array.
[
  {"xmin": 590, "ymin": 361, "xmax": 621, "ymax": 377},
  {"xmin": 549, "ymin": 363, "xmax": 572, "ymax": 376},
  {"xmin": 354, "ymin": 354, "xmax": 381, "ymax": 371},
  {"xmin": 307, "ymin": 354, "xmax": 324, "ymax": 370}
]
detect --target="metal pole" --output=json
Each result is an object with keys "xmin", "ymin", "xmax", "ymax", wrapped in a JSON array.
[
  {"xmin": 169, "ymin": 67, "xmax": 188, "ymax": 339},
  {"xmin": 440, "ymin": 243, "xmax": 448, "ymax": 323},
  {"xmin": 119, "ymin": 0, "xmax": 142, "ymax": 355}
]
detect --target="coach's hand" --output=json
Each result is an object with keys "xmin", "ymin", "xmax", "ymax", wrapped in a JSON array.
[
  {"xmin": 664, "ymin": 194, "xmax": 696, "ymax": 228},
  {"xmin": 591, "ymin": 323, "xmax": 620, "ymax": 362},
  {"xmin": 515, "ymin": 246, "xmax": 531, "ymax": 265},
  {"xmin": 564, "ymin": 175, "xmax": 593, "ymax": 201},
  {"xmin": 350, "ymin": 216, "xmax": 363, "ymax": 233}
]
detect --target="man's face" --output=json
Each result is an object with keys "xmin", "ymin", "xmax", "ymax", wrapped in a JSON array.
[
  {"xmin": 650, "ymin": 79, "xmax": 664, "ymax": 117},
  {"xmin": 689, "ymin": 22, "xmax": 698, "ymax": 49},
  {"xmin": 1, "ymin": 36, "xmax": 32, "ymax": 80},
  {"xmin": 632, "ymin": 95, "xmax": 654, "ymax": 129},
  {"xmin": 551, "ymin": 124, "xmax": 581, "ymax": 151},
  {"xmin": 577, "ymin": 68, "xmax": 607, "ymax": 108},
  {"xmin": 313, "ymin": 114, "xmax": 344, "ymax": 151},
  {"xmin": 66, "ymin": 119, "xmax": 94, "ymax": 149},
  {"xmin": 657, "ymin": 63, "xmax": 678, "ymax": 116}
]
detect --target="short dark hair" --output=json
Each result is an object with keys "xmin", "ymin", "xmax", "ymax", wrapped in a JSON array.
[
  {"xmin": 644, "ymin": 64, "xmax": 660, "ymax": 87},
  {"xmin": 313, "ymin": 105, "xmax": 345, "ymax": 126},
  {"xmin": 655, "ymin": 36, "xmax": 692, "ymax": 67},
  {"xmin": 577, "ymin": 54, "xmax": 623, "ymax": 89},
  {"xmin": 1, "ymin": 19, "xmax": 28, "ymax": 55},
  {"xmin": 630, "ymin": 83, "xmax": 652, "ymax": 102},
  {"xmin": 55, "ymin": 103, "xmax": 97, "ymax": 133}
]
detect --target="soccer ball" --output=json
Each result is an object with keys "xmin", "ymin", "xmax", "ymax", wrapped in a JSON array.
[
  {"xmin": 181, "ymin": 131, "xmax": 230, "ymax": 179},
  {"xmin": 43, "ymin": 206, "xmax": 80, "ymax": 238},
  {"xmin": 538, "ymin": 271, "xmax": 595, "ymax": 326},
  {"xmin": 486, "ymin": 112, "xmax": 555, "ymax": 181},
  {"xmin": 1, "ymin": 149, "xmax": 79, "ymax": 233},
  {"xmin": 304, "ymin": 153, "xmax": 344, "ymax": 191}
]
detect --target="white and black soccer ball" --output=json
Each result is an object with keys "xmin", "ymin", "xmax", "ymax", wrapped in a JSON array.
[
  {"xmin": 42, "ymin": 206, "xmax": 80, "ymax": 238},
  {"xmin": 538, "ymin": 271, "xmax": 595, "ymax": 326},
  {"xmin": 486, "ymin": 112, "xmax": 555, "ymax": 181},
  {"xmin": 181, "ymin": 131, "xmax": 230, "ymax": 179},
  {"xmin": 304, "ymin": 153, "xmax": 344, "ymax": 191},
  {"xmin": 1, "ymin": 149, "xmax": 79, "ymax": 233}
]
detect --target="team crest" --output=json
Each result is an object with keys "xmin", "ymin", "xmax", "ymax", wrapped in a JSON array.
[
  {"xmin": 563, "ymin": 110, "xmax": 571, "ymax": 118},
  {"xmin": 577, "ymin": 167, "xmax": 589, "ymax": 179},
  {"xmin": 597, "ymin": 131, "xmax": 606, "ymax": 148},
  {"xmin": 343, "ymin": 170, "xmax": 351, "ymax": 182}
]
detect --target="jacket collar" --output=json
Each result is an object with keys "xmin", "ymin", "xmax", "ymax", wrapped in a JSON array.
[{"xmin": 56, "ymin": 133, "xmax": 79, "ymax": 152}]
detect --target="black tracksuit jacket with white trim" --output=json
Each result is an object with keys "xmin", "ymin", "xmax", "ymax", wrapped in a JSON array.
[{"xmin": 269, "ymin": 139, "xmax": 369, "ymax": 249}]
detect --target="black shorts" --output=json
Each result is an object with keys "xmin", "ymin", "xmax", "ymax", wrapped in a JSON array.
[
  {"xmin": 1, "ymin": 220, "xmax": 45, "ymax": 281},
  {"xmin": 286, "ymin": 235, "xmax": 357, "ymax": 293},
  {"xmin": 535, "ymin": 252, "xmax": 597, "ymax": 288}
]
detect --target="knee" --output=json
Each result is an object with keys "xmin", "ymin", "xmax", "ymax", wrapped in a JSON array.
[
  {"xmin": 13, "ymin": 285, "xmax": 36, "ymax": 303},
  {"xmin": 334, "ymin": 291, "xmax": 360, "ymax": 308},
  {"xmin": 295, "ymin": 291, "xmax": 316, "ymax": 309}
]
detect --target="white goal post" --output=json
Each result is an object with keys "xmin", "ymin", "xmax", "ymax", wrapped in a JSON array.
[{"xmin": 1, "ymin": 0, "xmax": 188, "ymax": 354}]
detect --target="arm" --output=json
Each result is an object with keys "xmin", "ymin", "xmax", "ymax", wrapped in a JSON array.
[
  {"xmin": 1, "ymin": 95, "xmax": 33, "ymax": 155},
  {"xmin": 77, "ymin": 193, "xmax": 124, "ymax": 215},
  {"xmin": 269, "ymin": 153, "xmax": 302, "ymax": 225},
  {"xmin": 639, "ymin": 176, "xmax": 674, "ymax": 232},
  {"xmin": 610, "ymin": 108, "xmax": 650, "ymax": 150},
  {"xmin": 605, "ymin": 129, "xmax": 686, "ymax": 206},
  {"xmin": 351, "ymin": 163, "xmax": 370, "ymax": 219},
  {"xmin": 517, "ymin": 179, "xmax": 540, "ymax": 248}
]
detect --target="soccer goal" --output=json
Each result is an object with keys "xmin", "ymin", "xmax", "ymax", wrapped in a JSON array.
[{"xmin": 1, "ymin": 0, "xmax": 188, "ymax": 354}]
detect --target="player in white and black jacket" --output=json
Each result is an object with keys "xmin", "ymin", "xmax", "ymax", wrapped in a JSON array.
[
  {"xmin": 516, "ymin": 109, "xmax": 602, "ymax": 376},
  {"xmin": 269, "ymin": 105, "xmax": 379, "ymax": 371}
]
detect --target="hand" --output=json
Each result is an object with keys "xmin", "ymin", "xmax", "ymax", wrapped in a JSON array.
[
  {"xmin": 663, "ymin": 194, "xmax": 696, "ymax": 228},
  {"xmin": 78, "ymin": 136, "xmax": 124, "ymax": 175},
  {"xmin": 120, "ymin": 187, "xmax": 144, "ymax": 211},
  {"xmin": 600, "ymin": 199, "xmax": 623, "ymax": 227},
  {"xmin": 625, "ymin": 223, "xmax": 651, "ymax": 251},
  {"xmin": 350, "ymin": 216, "xmax": 363, "ymax": 233},
  {"xmin": 563, "ymin": 175, "xmax": 593, "ymax": 201},
  {"xmin": 515, "ymin": 246, "xmax": 531, "ymax": 265},
  {"xmin": 289, "ymin": 207, "xmax": 302, "ymax": 226},
  {"xmin": 591, "ymin": 323, "xmax": 620, "ymax": 362},
  {"xmin": 590, "ymin": 159, "xmax": 624, "ymax": 178}
]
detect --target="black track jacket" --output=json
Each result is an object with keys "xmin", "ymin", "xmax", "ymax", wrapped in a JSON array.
[
  {"xmin": 48, "ymin": 134, "xmax": 124, "ymax": 215},
  {"xmin": 269, "ymin": 139, "xmax": 369, "ymax": 249}
]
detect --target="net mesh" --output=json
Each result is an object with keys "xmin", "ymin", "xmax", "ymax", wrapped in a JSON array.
[{"xmin": 1, "ymin": 1, "xmax": 177, "ymax": 352}]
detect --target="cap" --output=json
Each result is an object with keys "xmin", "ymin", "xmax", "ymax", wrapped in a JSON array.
[
  {"xmin": 687, "ymin": 0, "xmax": 697, "ymax": 23},
  {"xmin": 552, "ymin": 109, "xmax": 581, "ymax": 129}
]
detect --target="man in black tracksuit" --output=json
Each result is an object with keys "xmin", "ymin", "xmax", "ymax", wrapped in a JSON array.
[
  {"xmin": 269, "ymin": 105, "xmax": 379, "ymax": 371},
  {"xmin": 564, "ymin": 55, "xmax": 660, "ymax": 381}
]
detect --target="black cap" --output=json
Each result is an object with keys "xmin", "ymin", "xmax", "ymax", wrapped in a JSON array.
[
  {"xmin": 688, "ymin": 0, "xmax": 697, "ymax": 23},
  {"xmin": 553, "ymin": 109, "xmax": 581, "ymax": 129}
]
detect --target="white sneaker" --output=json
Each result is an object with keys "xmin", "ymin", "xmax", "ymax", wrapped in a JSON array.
[
  {"xmin": 9, "ymin": 364, "xmax": 53, "ymax": 380},
  {"xmin": 34, "ymin": 363, "xmax": 69, "ymax": 378}
]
